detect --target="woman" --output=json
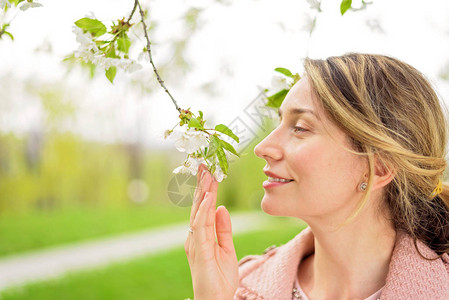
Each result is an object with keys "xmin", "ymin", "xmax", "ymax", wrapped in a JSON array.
[{"xmin": 184, "ymin": 53, "xmax": 449, "ymax": 300}]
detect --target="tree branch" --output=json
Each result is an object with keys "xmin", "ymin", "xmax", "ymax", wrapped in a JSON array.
[
  {"xmin": 126, "ymin": 0, "xmax": 138, "ymax": 24},
  {"xmin": 136, "ymin": 0, "xmax": 181, "ymax": 113}
]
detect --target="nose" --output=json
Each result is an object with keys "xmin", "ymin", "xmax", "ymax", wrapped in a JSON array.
[{"xmin": 254, "ymin": 128, "xmax": 283, "ymax": 161}]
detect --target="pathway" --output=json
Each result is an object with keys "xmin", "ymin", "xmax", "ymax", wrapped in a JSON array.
[{"xmin": 0, "ymin": 211, "xmax": 267, "ymax": 291}]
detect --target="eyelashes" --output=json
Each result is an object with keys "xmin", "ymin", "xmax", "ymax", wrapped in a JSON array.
[
  {"xmin": 293, "ymin": 126, "xmax": 308, "ymax": 133},
  {"xmin": 275, "ymin": 120, "xmax": 310, "ymax": 134}
]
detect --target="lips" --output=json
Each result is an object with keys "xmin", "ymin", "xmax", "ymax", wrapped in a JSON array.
[
  {"xmin": 262, "ymin": 169, "xmax": 294, "ymax": 189},
  {"xmin": 263, "ymin": 170, "xmax": 293, "ymax": 181}
]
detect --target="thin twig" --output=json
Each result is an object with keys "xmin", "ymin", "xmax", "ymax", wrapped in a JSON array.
[
  {"xmin": 126, "ymin": 0, "xmax": 138, "ymax": 23},
  {"xmin": 136, "ymin": 0, "xmax": 181, "ymax": 113}
]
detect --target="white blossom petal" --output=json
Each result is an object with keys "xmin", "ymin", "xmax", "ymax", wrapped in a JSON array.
[
  {"xmin": 0, "ymin": 0, "xmax": 11, "ymax": 9},
  {"xmin": 163, "ymin": 130, "xmax": 171, "ymax": 140},
  {"xmin": 186, "ymin": 156, "xmax": 206, "ymax": 175},
  {"xmin": 72, "ymin": 26, "xmax": 98, "ymax": 52},
  {"xmin": 124, "ymin": 61, "xmax": 142, "ymax": 73},
  {"xmin": 302, "ymin": 13, "xmax": 316, "ymax": 34},
  {"xmin": 84, "ymin": 11, "xmax": 97, "ymax": 19},
  {"xmin": 74, "ymin": 50, "xmax": 94, "ymax": 63},
  {"xmin": 189, "ymin": 131, "xmax": 209, "ymax": 152},
  {"xmin": 92, "ymin": 56, "xmax": 115, "ymax": 69},
  {"xmin": 173, "ymin": 135, "xmax": 190, "ymax": 153},
  {"xmin": 171, "ymin": 129, "xmax": 209, "ymax": 154},
  {"xmin": 168, "ymin": 130, "xmax": 183, "ymax": 141},
  {"xmin": 173, "ymin": 165, "xmax": 191, "ymax": 175},
  {"xmin": 117, "ymin": 58, "xmax": 142, "ymax": 73},
  {"xmin": 138, "ymin": 51, "xmax": 150, "ymax": 62},
  {"xmin": 173, "ymin": 156, "xmax": 206, "ymax": 176},
  {"xmin": 271, "ymin": 75, "xmax": 290, "ymax": 91},
  {"xmin": 306, "ymin": 0, "xmax": 321, "ymax": 11},
  {"xmin": 213, "ymin": 165, "xmax": 227, "ymax": 182}
]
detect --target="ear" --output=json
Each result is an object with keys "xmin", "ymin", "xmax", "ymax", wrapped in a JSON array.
[{"xmin": 371, "ymin": 155, "xmax": 395, "ymax": 191}]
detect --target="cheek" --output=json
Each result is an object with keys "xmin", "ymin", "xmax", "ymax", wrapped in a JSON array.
[
  {"xmin": 287, "ymin": 141, "xmax": 362, "ymax": 194},
  {"xmin": 287, "ymin": 142, "xmax": 328, "ymax": 180}
]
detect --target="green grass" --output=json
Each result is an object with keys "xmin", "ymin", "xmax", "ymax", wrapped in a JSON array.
[
  {"xmin": 0, "ymin": 204, "xmax": 191, "ymax": 257},
  {"xmin": 0, "ymin": 218, "xmax": 306, "ymax": 300}
]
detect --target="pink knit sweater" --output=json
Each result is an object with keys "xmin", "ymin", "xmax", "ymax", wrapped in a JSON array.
[{"xmin": 234, "ymin": 227, "xmax": 449, "ymax": 300}]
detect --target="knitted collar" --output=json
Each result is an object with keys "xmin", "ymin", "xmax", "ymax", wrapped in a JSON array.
[{"xmin": 237, "ymin": 227, "xmax": 449, "ymax": 300}]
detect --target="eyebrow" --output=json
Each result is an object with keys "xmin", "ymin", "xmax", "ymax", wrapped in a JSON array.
[{"xmin": 278, "ymin": 108, "xmax": 318, "ymax": 119}]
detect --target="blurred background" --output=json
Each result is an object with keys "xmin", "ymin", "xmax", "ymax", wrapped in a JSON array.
[{"xmin": 0, "ymin": 0, "xmax": 449, "ymax": 299}]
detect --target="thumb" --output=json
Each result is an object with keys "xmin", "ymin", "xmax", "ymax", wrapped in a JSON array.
[{"xmin": 215, "ymin": 205, "xmax": 235, "ymax": 253}]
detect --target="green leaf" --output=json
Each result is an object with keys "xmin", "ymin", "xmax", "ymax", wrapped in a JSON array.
[
  {"xmin": 210, "ymin": 164, "xmax": 216, "ymax": 175},
  {"xmin": 117, "ymin": 36, "xmax": 131, "ymax": 54},
  {"xmin": 293, "ymin": 73, "xmax": 302, "ymax": 85},
  {"xmin": 3, "ymin": 31, "xmax": 14, "ymax": 41},
  {"xmin": 211, "ymin": 135, "xmax": 229, "ymax": 175},
  {"xmin": 105, "ymin": 66, "xmax": 117, "ymax": 83},
  {"xmin": 214, "ymin": 124, "xmax": 239, "ymax": 143},
  {"xmin": 218, "ymin": 138, "xmax": 239, "ymax": 157},
  {"xmin": 188, "ymin": 117, "xmax": 202, "ymax": 129},
  {"xmin": 340, "ymin": 0, "xmax": 352, "ymax": 15},
  {"xmin": 206, "ymin": 141, "xmax": 217, "ymax": 159},
  {"xmin": 266, "ymin": 89, "xmax": 288, "ymax": 108},
  {"xmin": 198, "ymin": 110, "xmax": 203, "ymax": 119},
  {"xmin": 75, "ymin": 18, "xmax": 107, "ymax": 37},
  {"xmin": 216, "ymin": 146, "xmax": 228, "ymax": 175},
  {"xmin": 105, "ymin": 46, "xmax": 118, "ymax": 58},
  {"xmin": 275, "ymin": 67, "xmax": 294, "ymax": 79}
]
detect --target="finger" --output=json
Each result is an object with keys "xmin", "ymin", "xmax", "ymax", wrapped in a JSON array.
[
  {"xmin": 196, "ymin": 163, "xmax": 208, "ymax": 186},
  {"xmin": 193, "ymin": 164, "xmax": 207, "ymax": 201},
  {"xmin": 191, "ymin": 169, "xmax": 206, "ymax": 221},
  {"xmin": 202, "ymin": 171, "xmax": 218, "ymax": 234},
  {"xmin": 187, "ymin": 166, "xmax": 206, "ymax": 260},
  {"xmin": 190, "ymin": 170, "xmax": 212, "ymax": 227},
  {"xmin": 209, "ymin": 174, "xmax": 219, "ymax": 195},
  {"xmin": 192, "ymin": 191, "xmax": 216, "ymax": 250},
  {"xmin": 205, "ymin": 190, "xmax": 218, "ymax": 233},
  {"xmin": 189, "ymin": 170, "xmax": 219, "ymax": 262},
  {"xmin": 185, "ymin": 234, "xmax": 192, "ymax": 263},
  {"xmin": 185, "ymin": 224, "xmax": 194, "ymax": 255},
  {"xmin": 215, "ymin": 205, "xmax": 235, "ymax": 254}
]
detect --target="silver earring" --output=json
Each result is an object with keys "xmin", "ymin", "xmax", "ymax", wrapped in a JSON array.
[{"xmin": 359, "ymin": 182, "xmax": 367, "ymax": 191}]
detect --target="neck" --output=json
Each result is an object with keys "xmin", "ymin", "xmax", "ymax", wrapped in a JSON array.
[{"xmin": 299, "ymin": 203, "xmax": 396, "ymax": 299}]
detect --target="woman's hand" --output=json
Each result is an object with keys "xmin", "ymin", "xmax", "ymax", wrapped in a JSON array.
[{"xmin": 184, "ymin": 164, "xmax": 239, "ymax": 300}]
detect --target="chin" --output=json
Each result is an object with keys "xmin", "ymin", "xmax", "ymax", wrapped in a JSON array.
[
  {"xmin": 261, "ymin": 195, "xmax": 285, "ymax": 216},
  {"xmin": 261, "ymin": 194, "xmax": 304, "ymax": 219}
]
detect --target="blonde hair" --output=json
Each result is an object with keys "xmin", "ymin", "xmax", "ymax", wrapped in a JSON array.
[{"xmin": 304, "ymin": 53, "xmax": 449, "ymax": 256}]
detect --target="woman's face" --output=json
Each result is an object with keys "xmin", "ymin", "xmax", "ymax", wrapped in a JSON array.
[{"xmin": 254, "ymin": 77, "xmax": 368, "ymax": 223}]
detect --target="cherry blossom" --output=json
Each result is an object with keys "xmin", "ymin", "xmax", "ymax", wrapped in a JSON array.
[
  {"xmin": 72, "ymin": 26, "xmax": 98, "ymax": 52},
  {"xmin": 72, "ymin": 33, "xmax": 142, "ymax": 73},
  {"xmin": 173, "ymin": 164, "xmax": 191, "ymax": 175},
  {"xmin": 173, "ymin": 156, "xmax": 206, "ymax": 176},
  {"xmin": 271, "ymin": 75, "xmax": 290, "ymax": 91},
  {"xmin": 138, "ymin": 50, "xmax": 150, "ymax": 62},
  {"xmin": 169, "ymin": 129, "xmax": 209, "ymax": 154}
]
